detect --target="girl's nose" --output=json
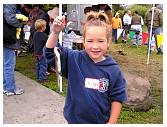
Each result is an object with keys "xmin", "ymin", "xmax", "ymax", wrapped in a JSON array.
[{"xmin": 92, "ymin": 43, "xmax": 99, "ymax": 49}]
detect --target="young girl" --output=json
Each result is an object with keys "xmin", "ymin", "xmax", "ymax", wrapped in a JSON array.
[{"xmin": 44, "ymin": 12, "xmax": 127, "ymax": 124}]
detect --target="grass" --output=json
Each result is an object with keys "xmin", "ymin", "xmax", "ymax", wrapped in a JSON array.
[{"xmin": 15, "ymin": 39, "xmax": 163, "ymax": 124}]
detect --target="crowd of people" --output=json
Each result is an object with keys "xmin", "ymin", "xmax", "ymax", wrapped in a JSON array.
[
  {"xmin": 111, "ymin": 4, "xmax": 163, "ymax": 54},
  {"xmin": 82, "ymin": 4, "xmax": 163, "ymax": 54},
  {"xmin": 3, "ymin": 4, "xmax": 59, "ymax": 95}
]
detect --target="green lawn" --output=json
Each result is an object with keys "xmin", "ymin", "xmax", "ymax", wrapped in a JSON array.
[{"xmin": 16, "ymin": 40, "xmax": 163, "ymax": 123}]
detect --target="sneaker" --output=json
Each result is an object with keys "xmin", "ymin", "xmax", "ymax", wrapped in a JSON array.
[
  {"xmin": 5, "ymin": 88, "xmax": 24, "ymax": 96},
  {"xmin": 5, "ymin": 91, "xmax": 15, "ymax": 96},
  {"xmin": 157, "ymin": 51, "xmax": 163, "ymax": 55},
  {"xmin": 3, "ymin": 90, "xmax": 7, "ymax": 94},
  {"xmin": 46, "ymin": 72, "xmax": 50, "ymax": 76},
  {"xmin": 50, "ymin": 68, "xmax": 56, "ymax": 73},
  {"xmin": 14, "ymin": 88, "xmax": 24, "ymax": 95}
]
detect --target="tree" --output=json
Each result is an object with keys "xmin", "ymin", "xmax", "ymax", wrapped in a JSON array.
[
  {"xmin": 128, "ymin": 4, "xmax": 151, "ymax": 18},
  {"xmin": 112, "ymin": 4, "xmax": 124, "ymax": 15}
]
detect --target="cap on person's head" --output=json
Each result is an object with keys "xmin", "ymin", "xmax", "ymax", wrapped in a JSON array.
[
  {"xmin": 115, "ymin": 12, "xmax": 120, "ymax": 17},
  {"xmin": 48, "ymin": 7, "xmax": 59, "ymax": 19}
]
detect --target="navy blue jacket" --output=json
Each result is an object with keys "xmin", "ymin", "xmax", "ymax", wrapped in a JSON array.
[
  {"xmin": 44, "ymin": 46, "xmax": 127, "ymax": 124},
  {"xmin": 33, "ymin": 32, "xmax": 48, "ymax": 55}
]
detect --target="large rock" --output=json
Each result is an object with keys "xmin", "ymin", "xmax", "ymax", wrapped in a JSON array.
[{"xmin": 123, "ymin": 73, "xmax": 152, "ymax": 111}]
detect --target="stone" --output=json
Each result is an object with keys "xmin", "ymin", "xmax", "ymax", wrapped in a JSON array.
[{"xmin": 123, "ymin": 73, "xmax": 152, "ymax": 111}]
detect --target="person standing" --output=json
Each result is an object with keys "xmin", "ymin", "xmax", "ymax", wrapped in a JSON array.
[
  {"xmin": 3, "ymin": 4, "xmax": 24, "ymax": 96},
  {"xmin": 112, "ymin": 12, "xmax": 122, "ymax": 43},
  {"xmin": 144, "ymin": 4, "xmax": 163, "ymax": 54},
  {"xmin": 33, "ymin": 19, "xmax": 48, "ymax": 82},
  {"xmin": 122, "ymin": 10, "xmax": 132, "ymax": 43},
  {"xmin": 131, "ymin": 11, "xmax": 144, "ymax": 46},
  {"xmin": 29, "ymin": 4, "xmax": 45, "ymax": 38}
]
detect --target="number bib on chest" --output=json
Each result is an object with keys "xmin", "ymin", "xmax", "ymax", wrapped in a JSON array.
[{"xmin": 85, "ymin": 78, "xmax": 109, "ymax": 93}]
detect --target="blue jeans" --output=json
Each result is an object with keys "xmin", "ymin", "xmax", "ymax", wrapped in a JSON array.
[
  {"xmin": 36, "ymin": 55, "xmax": 47, "ymax": 81},
  {"xmin": 148, "ymin": 27, "xmax": 162, "ymax": 52},
  {"xmin": 112, "ymin": 29, "xmax": 118, "ymax": 43},
  {"xmin": 122, "ymin": 25, "xmax": 130, "ymax": 42},
  {"xmin": 131, "ymin": 32, "xmax": 142, "ymax": 46},
  {"xmin": 3, "ymin": 47, "xmax": 16, "ymax": 92}
]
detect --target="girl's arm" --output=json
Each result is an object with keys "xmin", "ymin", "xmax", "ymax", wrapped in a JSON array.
[
  {"xmin": 46, "ymin": 16, "xmax": 65, "ymax": 48},
  {"xmin": 107, "ymin": 101, "xmax": 122, "ymax": 124}
]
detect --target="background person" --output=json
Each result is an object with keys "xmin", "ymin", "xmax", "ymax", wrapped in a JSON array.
[
  {"xmin": 122, "ymin": 10, "xmax": 132, "ymax": 43},
  {"xmin": 144, "ymin": 4, "xmax": 163, "ymax": 54},
  {"xmin": 112, "ymin": 12, "xmax": 122, "ymax": 43},
  {"xmin": 131, "ymin": 11, "xmax": 144, "ymax": 46},
  {"xmin": 33, "ymin": 19, "xmax": 48, "ymax": 82},
  {"xmin": 3, "ymin": 4, "xmax": 24, "ymax": 96}
]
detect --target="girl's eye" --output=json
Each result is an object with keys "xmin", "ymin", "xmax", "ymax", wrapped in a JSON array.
[
  {"xmin": 99, "ymin": 40, "xmax": 105, "ymax": 43},
  {"xmin": 87, "ymin": 40, "xmax": 93, "ymax": 42}
]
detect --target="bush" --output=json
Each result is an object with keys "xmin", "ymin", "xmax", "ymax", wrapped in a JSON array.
[
  {"xmin": 128, "ymin": 4, "xmax": 151, "ymax": 18},
  {"xmin": 42, "ymin": 4, "xmax": 59, "ymax": 12},
  {"xmin": 112, "ymin": 4, "xmax": 151, "ymax": 22}
]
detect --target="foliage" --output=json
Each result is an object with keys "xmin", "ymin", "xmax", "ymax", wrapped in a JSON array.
[
  {"xmin": 128, "ymin": 4, "xmax": 151, "ymax": 18},
  {"xmin": 112, "ymin": 4, "xmax": 124, "ymax": 15},
  {"xmin": 42, "ymin": 4, "xmax": 59, "ymax": 12},
  {"xmin": 112, "ymin": 4, "xmax": 151, "ymax": 20}
]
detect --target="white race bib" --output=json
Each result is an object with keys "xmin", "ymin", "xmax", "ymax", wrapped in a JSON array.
[
  {"xmin": 85, "ymin": 78, "xmax": 99, "ymax": 90},
  {"xmin": 85, "ymin": 78, "xmax": 109, "ymax": 93}
]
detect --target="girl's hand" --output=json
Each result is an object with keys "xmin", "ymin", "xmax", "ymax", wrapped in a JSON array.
[{"xmin": 52, "ymin": 15, "xmax": 65, "ymax": 34}]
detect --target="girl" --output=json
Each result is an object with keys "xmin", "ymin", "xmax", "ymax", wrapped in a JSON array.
[{"xmin": 44, "ymin": 12, "xmax": 127, "ymax": 124}]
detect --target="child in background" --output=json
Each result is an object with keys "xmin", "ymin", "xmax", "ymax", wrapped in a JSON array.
[
  {"xmin": 33, "ymin": 19, "xmax": 48, "ymax": 82},
  {"xmin": 44, "ymin": 12, "xmax": 127, "ymax": 124}
]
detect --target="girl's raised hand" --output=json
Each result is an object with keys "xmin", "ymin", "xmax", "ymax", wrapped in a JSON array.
[{"xmin": 52, "ymin": 15, "xmax": 65, "ymax": 34}]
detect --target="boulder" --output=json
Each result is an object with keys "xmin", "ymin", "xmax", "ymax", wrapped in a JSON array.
[{"xmin": 123, "ymin": 73, "xmax": 152, "ymax": 111}]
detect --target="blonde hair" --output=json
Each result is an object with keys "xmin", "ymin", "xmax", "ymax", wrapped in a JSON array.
[
  {"xmin": 35, "ymin": 19, "xmax": 46, "ymax": 31},
  {"xmin": 83, "ymin": 12, "xmax": 112, "ymax": 42}
]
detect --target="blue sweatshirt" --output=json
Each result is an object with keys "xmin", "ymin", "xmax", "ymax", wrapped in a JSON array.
[{"xmin": 44, "ymin": 46, "xmax": 127, "ymax": 124}]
